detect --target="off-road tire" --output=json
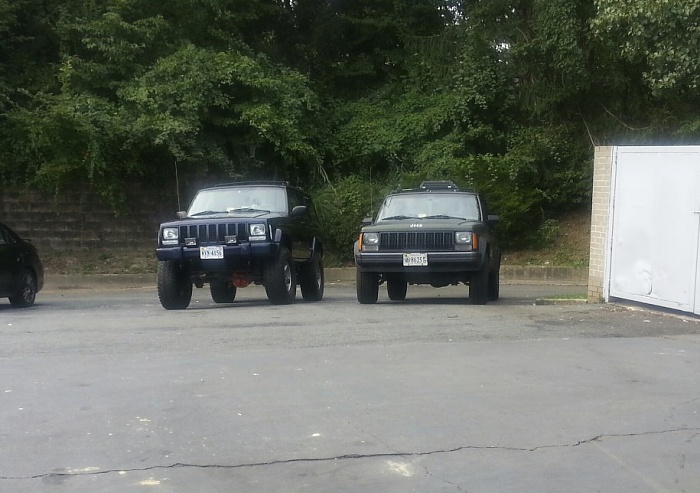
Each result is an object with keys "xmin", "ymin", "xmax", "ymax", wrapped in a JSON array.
[
  {"xmin": 264, "ymin": 247, "xmax": 297, "ymax": 304},
  {"xmin": 210, "ymin": 281, "xmax": 237, "ymax": 303},
  {"xmin": 299, "ymin": 254, "xmax": 324, "ymax": 302},
  {"xmin": 387, "ymin": 278, "xmax": 407, "ymax": 301},
  {"xmin": 469, "ymin": 254, "xmax": 490, "ymax": 305},
  {"xmin": 8, "ymin": 269, "xmax": 37, "ymax": 308},
  {"xmin": 157, "ymin": 261, "xmax": 192, "ymax": 310},
  {"xmin": 356, "ymin": 270, "xmax": 379, "ymax": 304}
]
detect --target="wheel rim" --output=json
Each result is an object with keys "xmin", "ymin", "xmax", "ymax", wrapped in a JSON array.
[
  {"xmin": 315, "ymin": 263, "xmax": 322, "ymax": 289},
  {"xmin": 21, "ymin": 273, "xmax": 36, "ymax": 304},
  {"xmin": 283, "ymin": 262, "xmax": 292, "ymax": 292}
]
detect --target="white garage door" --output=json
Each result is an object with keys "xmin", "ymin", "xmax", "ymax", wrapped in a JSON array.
[{"xmin": 608, "ymin": 146, "xmax": 700, "ymax": 314}]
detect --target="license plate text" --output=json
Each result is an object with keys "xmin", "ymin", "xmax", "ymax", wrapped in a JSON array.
[
  {"xmin": 403, "ymin": 252, "xmax": 428, "ymax": 266},
  {"xmin": 200, "ymin": 246, "xmax": 224, "ymax": 260}
]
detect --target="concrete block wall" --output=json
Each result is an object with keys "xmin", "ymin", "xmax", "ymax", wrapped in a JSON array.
[
  {"xmin": 0, "ymin": 188, "xmax": 173, "ymax": 252},
  {"xmin": 587, "ymin": 146, "xmax": 613, "ymax": 302}
]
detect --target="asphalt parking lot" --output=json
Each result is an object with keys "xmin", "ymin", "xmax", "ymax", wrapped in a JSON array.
[{"xmin": 1, "ymin": 281, "xmax": 699, "ymax": 492}]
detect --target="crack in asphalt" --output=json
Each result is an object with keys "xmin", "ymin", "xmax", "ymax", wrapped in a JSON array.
[{"xmin": 2, "ymin": 427, "xmax": 699, "ymax": 481}]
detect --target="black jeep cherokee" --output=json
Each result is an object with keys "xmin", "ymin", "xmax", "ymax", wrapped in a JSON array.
[
  {"xmin": 155, "ymin": 181, "xmax": 324, "ymax": 309},
  {"xmin": 354, "ymin": 181, "xmax": 500, "ymax": 304}
]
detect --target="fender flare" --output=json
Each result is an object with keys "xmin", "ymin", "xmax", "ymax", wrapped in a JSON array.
[{"xmin": 273, "ymin": 229, "xmax": 292, "ymax": 252}]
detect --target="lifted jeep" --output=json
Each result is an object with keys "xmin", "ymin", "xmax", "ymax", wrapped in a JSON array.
[
  {"xmin": 155, "ymin": 181, "xmax": 324, "ymax": 309},
  {"xmin": 354, "ymin": 181, "xmax": 500, "ymax": 304}
]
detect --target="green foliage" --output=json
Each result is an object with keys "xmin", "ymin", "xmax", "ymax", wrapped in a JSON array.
[
  {"xmin": 119, "ymin": 43, "xmax": 321, "ymax": 178},
  {"xmin": 534, "ymin": 219, "xmax": 562, "ymax": 249},
  {"xmin": 512, "ymin": 0, "xmax": 593, "ymax": 118},
  {"xmin": 591, "ymin": 0, "xmax": 700, "ymax": 137},
  {"xmin": 292, "ymin": 0, "xmax": 449, "ymax": 97},
  {"xmin": 3, "ymin": 90, "xmax": 144, "ymax": 206},
  {"xmin": 2, "ymin": 2, "xmax": 323, "ymax": 197},
  {"xmin": 593, "ymin": 0, "xmax": 700, "ymax": 96},
  {"xmin": 332, "ymin": 89, "xmax": 459, "ymax": 176}
]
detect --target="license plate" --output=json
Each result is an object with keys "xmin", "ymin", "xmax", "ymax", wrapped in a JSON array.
[
  {"xmin": 403, "ymin": 252, "xmax": 428, "ymax": 266},
  {"xmin": 200, "ymin": 245, "xmax": 224, "ymax": 260}
]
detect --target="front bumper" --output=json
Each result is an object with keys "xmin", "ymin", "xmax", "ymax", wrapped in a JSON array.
[
  {"xmin": 156, "ymin": 242, "xmax": 278, "ymax": 271},
  {"xmin": 354, "ymin": 250, "xmax": 483, "ymax": 273}
]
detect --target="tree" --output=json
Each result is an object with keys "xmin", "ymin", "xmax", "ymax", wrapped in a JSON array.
[
  {"xmin": 592, "ymin": 0, "xmax": 700, "ymax": 137},
  {"xmin": 593, "ymin": 0, "xmax": 700, "ymax": 97},
  {"xmin": 2, "ymin": 0, "xmax": 323, "ymax": 198},
  {"xmin": 289, "ymin": 0, "xmax": 451, "ymax": 96}
]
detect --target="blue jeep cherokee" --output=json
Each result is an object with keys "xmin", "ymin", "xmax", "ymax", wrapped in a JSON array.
[{"xmin": 155, "ymin": 181, "xmax": 324, "ymax": 309}]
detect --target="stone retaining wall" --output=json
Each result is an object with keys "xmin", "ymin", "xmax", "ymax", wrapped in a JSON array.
[{"xmin": 0, "ymin": 187, "xmax": 174, "ymax": 252}]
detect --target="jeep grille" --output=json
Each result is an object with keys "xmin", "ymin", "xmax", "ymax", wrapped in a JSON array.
[
  {"xmin": 179, "ymin": 223, "xmax": 246, "ymax": 244},
  {"xmin": 379, "ymin": 232, "xmax": 454, "ymax": 251}
]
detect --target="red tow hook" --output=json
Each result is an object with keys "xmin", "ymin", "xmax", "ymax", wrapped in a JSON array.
[{"xmin": 232, "ymin": 273, "xmax": 250, "ymax": 288}]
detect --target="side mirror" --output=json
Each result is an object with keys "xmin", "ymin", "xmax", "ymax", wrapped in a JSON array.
[
  {"xmin": 487, "ymin": 214, "xmax": 500, "ymax": 224},
  {"xmin": 362, "ymin": 217, "xmax": 374, "ymax": 226},
  {"xmin": 291, "ymin": 205, "xmax": 308, "ymax": 217},
  {"xmin": 176, "ymin": 211, "xmax": 187, "ymax": 219}
]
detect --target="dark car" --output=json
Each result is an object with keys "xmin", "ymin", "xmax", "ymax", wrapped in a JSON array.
[
  {"xmin": 155, "ymin": 181, "xmax": 325, "ymax": 309},
  {"xmin": 0, "ymin": 222, "xmax": 44, "ymax": 307},
  {"xmin": 354, "ymin": 181, "xmax": 500, "ymax": 304}
]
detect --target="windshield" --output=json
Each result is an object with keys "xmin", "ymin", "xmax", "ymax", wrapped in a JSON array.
[
  {"xmin": 187, "ymin": 186, "xmax": 287, "ymax": 216},
  {"xmin": 376, "ymin": 193, "xmax": 480, "ymax": 221}
]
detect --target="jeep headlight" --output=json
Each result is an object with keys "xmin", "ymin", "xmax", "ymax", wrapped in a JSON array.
[
  {"xmin": 249, "ymin": 223, "xmax": 267, "ymax": 241},
  {"xmin": 455, "ymin": 231, "xmax": 474, "ymax": 251},
  {"xmin": 162, "ymin": 227, "xmax": 179, "ymax": 246},
  {"xmin": 361, "ymin": 232, "xmax": 379, "ymax": 252}
]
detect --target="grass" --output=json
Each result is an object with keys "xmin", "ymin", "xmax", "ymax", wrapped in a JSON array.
[
  {"xmin": 540, "ymin": 293, "xmax": 588, "ymax": 300},
  {"xmin": 502, "ymin": 207, "xmax": 591, "ymax": 268},
  {"xmin": 42, "ymin": 247, "xmax": 157, "ymax": 276}
]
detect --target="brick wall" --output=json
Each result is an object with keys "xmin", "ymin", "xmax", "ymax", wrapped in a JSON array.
[
  {"xmin": 0, "ymin": 188, "xmax": 175, "ymax": 252},
  {"xmin": 587, "ymin": 146, "xmax": 613, "ymax": 302}
]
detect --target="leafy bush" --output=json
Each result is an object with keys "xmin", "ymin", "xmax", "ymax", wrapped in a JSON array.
[{"xmin": 312, "ymin": 176, "xmax": 386, "ymax": 263}]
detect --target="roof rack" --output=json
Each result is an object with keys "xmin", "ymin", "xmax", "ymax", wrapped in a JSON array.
[
  {"xmin": 419, "ymin": 180, "xmax": 459, "ymax": 191},
  {"xmin": 207, "ymin": 181, "xmax": 290, "ymax": 189}
]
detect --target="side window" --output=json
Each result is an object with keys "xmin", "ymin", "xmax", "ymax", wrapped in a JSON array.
[
  {"xmin": 287, "ymin": 189, "xmax": 303, "ymax": 212},
  {"xmin": 478, "ymin": 195, "xmax": 490, "ymax": 220}
]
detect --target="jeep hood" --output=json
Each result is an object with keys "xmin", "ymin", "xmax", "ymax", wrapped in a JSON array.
[{"xmin": 364, "ymin": 218, "xmax": 482, "ymax": 232}]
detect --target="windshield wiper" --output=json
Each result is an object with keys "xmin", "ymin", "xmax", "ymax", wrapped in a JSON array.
[
  {"xmin": 227, "ymin": 207, "xmax": 271, "ymax": 213},
  {"xmin": 424, "ymin": 214, "xmax": 466, "ymax": 220},
  {"xmin": 381, "ymin": 215, "xmax": 417, "ymax": 220},
  {"xmin": 189, "ymin": 210, "xmax": 228, "ymax": 217}
]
